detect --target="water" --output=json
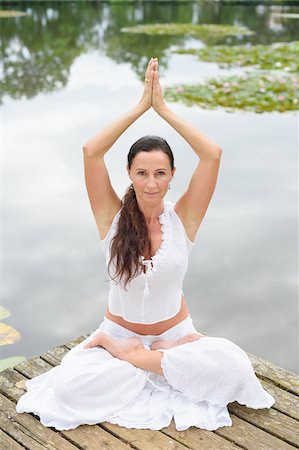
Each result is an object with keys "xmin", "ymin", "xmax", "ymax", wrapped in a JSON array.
[{"xmin": 1, "ymin": 1, "xmax": 298, "ymax": 373}]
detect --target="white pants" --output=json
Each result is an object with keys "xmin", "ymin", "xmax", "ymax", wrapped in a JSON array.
[{"xmin": 16, "ymin": 314, "xmax": 275, "ymax": 431}]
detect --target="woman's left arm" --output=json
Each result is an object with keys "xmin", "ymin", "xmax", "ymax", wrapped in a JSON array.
[{"xmin": 152, "ymin": 60, "xmax": 222, "ymax": 241}]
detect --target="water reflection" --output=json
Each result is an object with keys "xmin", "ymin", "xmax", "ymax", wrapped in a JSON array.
[
  {"xmin": 1, "ymin": 2, "xmax": 298, "ymax": 374},
  {"xmin": 1, "ymin": 2, "xmax": 299, "ymax": 104}
]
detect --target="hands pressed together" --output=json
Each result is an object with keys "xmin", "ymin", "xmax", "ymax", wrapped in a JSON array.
[{"xmin": 139, "ymin": 57, "xmax": 166, "ymax": 113}]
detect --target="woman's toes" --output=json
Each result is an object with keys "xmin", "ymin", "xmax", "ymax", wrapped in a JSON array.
[
  {"xmin": 150, "ymin": 339, "xmax": 176, "ymax": 350},
  {"xmin": 174, "ymin": 333, "xmax": 202, "ymax": 347}
]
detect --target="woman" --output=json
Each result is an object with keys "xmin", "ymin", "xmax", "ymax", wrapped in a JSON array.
[{"xmin": 16, "ymin": 57, "xmax": 275, "ymax": 431}]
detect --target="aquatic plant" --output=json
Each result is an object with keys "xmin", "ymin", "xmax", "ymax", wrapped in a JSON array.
[
  {"xmin": 164, "ymin": 71, "xmax": 299, "ymax": 113},
  {"xmin": 0, "ymin": 305, "xmax": 26, "ymax": 372},
  {"xmin": 121, "ymin": 23, "xmax": 254, "ymax": 45},
  {"xmin": 174, "ymin": 41, "xmax": 299, "ymax": 73}
]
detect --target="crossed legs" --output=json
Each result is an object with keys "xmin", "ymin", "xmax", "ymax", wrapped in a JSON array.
[{"xmin": 84, "ymin": 332, "xmax": 204, "ymax": 376}]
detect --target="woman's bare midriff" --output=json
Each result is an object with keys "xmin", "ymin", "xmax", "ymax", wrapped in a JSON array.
[{"xmin": 105, "ymin": 296, "xmax": 190, "ymax": 335}]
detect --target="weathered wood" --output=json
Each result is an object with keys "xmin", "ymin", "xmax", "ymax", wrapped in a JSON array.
[
  {"xmin": 40, "ymin": 345, "xmax": 70, "ymax": 366},
  {"xmin": 62, "ymin": 424, "xmax": 136, "ymax": 450},
  {"xmin": 257, "ymin": 377, "xmax": 299, "ymax": 421},
  {"xmin": 217, "ymin": 412, "xmax": 296, "ymax": 450},
  {"xmin": 0, "ymin": 428, "xmax": 25, "ymax": 449},
  {"xmin": 228, "ymin": 401, "xmax": 299, "ymax": 448},
  {"xmin": 247, "ymin": 352, "xmax": 299, "ymax": 396},
  {"xmin": 160, "ymin": 420, "xmax": 243, "ymax": 450},
  {"xmin": 0, "ymin": 393, "xmax": 78, "ymax": 449},
  {"xmin": 1, "ymin": 332, "xmax": 298, "ymax": 450},
  {"xmin": 104, "ymin": 420, "xmax": 247, "ymax": 450},
  {"xmin": 14, "ymin": 355, "xmax": 53, "ymax": 379}
]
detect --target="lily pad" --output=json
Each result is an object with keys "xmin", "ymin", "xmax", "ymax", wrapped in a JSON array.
[
  {"xmin": 0, "ymin": 322, "xmax": 21, "ymax": 345},
  {"xmin": 121, "ymin": 23, "xmax": 254, "ymax": 44},
  {"xmin": 0, "ymin": 305, "xmax": 11, "ymax": 320},
  {"xmin": 164, "ymin": 71, "xmax": 299, "ymax": 113},
  {"xmin": 0, "ymin": 356, "xmax": 27, "ymax": 372},
  {"xmin": 0, "ymin": 11, "xmax": 27, "ymax": 18},
  {"xmin": 175, "ymin": 41, "xmax": 299, "ymax": 73}
]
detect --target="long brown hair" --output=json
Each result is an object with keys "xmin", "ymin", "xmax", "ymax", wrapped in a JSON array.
[{"xmin": 107, "ymin": 135, "xmax": 174, "ymax": 291}]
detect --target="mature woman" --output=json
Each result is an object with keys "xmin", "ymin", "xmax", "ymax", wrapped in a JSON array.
[{"xmin": 16, "ymin": 57, "xmax": 275, "ymax": 431}]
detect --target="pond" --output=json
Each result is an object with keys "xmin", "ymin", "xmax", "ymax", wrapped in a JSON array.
[{"xmin": 1, "ymin": 1, "xmax": 298, "ymax": 373}]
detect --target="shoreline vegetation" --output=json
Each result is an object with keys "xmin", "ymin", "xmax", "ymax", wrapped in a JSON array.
[{"xmin": 1, "ymin": 0, "xmax": 299, "ymax": 3}]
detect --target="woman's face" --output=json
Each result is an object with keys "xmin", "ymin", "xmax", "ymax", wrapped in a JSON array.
[{"xmin": 127, "ymin": 150, "xmax": 175, "ymax": 203}]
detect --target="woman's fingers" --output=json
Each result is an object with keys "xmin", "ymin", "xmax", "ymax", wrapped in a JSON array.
[
  {"xmin": 145, "ymin": 58, "xmax": 152, "ymax": 79},
  {"xmin": 84, "ymin": 336, "xmax": 101, "ymax": 349}
]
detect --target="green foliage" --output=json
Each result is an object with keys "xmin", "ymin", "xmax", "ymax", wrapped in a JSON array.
[
  {"xmin": 0, "ymin": 356, "xmax": 27, "ymax": 372},
  {"xmin": 164, "ymin": 72, "xmax": 299, "ymax": 113},
  {"xmin": 0, "ymin": 305, "xmax": 27, "ymax": 372},
  {"xmin": 121, "ymin": 23, "xmax": 255, "ymax": 45},
  {"xmin": 175, "ymin": 41, "xmax": 299, "ymax": 73},
  {"xmin": 0, "ymin": 306, "xmax": 11, "ymax": 320}
]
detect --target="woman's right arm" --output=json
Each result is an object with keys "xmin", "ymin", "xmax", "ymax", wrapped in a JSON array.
[{"xmin": 82, "ymin": 58, "xmax": 155, "ymax": 239}]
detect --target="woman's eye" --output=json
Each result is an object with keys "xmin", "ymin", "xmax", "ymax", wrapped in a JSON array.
[
  {"xmin": 138, "ymin": 171, "xmax": 146, "ymax": 175},
  {"xmin": 158, "ymin": 171, "xmax": 165, "ymax": 175}
]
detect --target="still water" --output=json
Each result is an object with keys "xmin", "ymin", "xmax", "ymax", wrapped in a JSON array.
[{"xmin": 1, "ymin": 1, "xmax": 298, "ymax": 373}]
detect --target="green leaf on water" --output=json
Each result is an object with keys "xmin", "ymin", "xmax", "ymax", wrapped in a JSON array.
[
  {"xmin": 0, "ymin": 323, "xmax": 21, "ymax": 345},
  {"xmin": 174, "ymin": 41, "xmax": 299, "ymax": 73},
  {"xmin": 0, "ymin": 11, "xmax": 27, "ymax": 18},
  {"xmin": 0, "ymin": 306, "xmax": 11, "ymax": 320},
  {"xmin": 164, "ymin": 71, "xmax": 299, "ymax": 113},
  {"xmin": 120, "ymin": 23, "xmax": 254, "ymax": 45},
  {"xmin": 0, "ymin": 356, "xmax": 27, "ymax": 372}
]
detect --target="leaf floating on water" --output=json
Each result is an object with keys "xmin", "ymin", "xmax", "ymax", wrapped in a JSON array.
[
  {"xmin": 0, "ymin": 305, "xmax": 11, "ymax": 320},
  {"xmin": 175, "ymin": 41, "xmax": 299, "ymax": 73},
  {"xmin": 0, "ymin": 356, "xmax": 26, "ymax": 372},
  {"xmin": 0, "ymin": 323, "xmax": 21, "ymax": 345},
  {"xmin": 0, "ymin": 11, "xmax": 27, "ymax": 18},
  {"xmin": 164, "ymin": 71, "xmax": 299, "ymax": 113},
  {"xmin": 120, "ymin": 23, "xmax": 254, "ymax": 45}
]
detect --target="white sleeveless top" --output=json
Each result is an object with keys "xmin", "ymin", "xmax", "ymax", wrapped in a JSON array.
[{"xmin": 99, "ymin": 200, "xmax": 194, "ymax": 324}]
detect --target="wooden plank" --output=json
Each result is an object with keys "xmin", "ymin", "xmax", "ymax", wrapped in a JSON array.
[
  {"xmin": 143, "ymin": 420, "xmax": 243, "ymax": 450},
  {"xmin": 61, "ymin": 424, "xmax": 135, "ymax": 450},
  {"xmin": 247, "ymin": 352, "xmax": 299, "ymax": 396},
  {"xmin": 0, "ymin": 369, "xmax": 136, "ymax": 450},
  {"xmin": 14, "ymin": 356, "xmax": 53, "ymax": 379},
  {"xmin": 0, "ymin": 393, "xmax": 79, "ymax": 450},
  {"xmin": 39, "ymin": 345, "xmax": 70, "ymax": 366},
  {"xmin": 101, "ymin": 423, "xmax": 204, "ymax": 450},
  {"xmin": 228, "ymin": 401, "xmax": 299, "ymax": 448},
  {"xmin": 216, "ymin": 413, "xmax": 296, "ymax": 450},
  {"xmin": 64, "ymin": 335, "xmax": 88, "ymax": 349},
  {"xmin": 0, "ymin": 368, "xmax": 29, "ymax": 403},
  {"xmin": 0, "ymin": 368, "xmax": 239, "ymax": 450},
  {"xmin": 5, "ymin": 335, "xmax": 299, "ymax": 450},
  {"xmin": 258, "ymin": 378, "xmax": 299, "ymax": 421},
  {"xmin": 0, "ymin": 428, "xmax": 25, "ymax": 449}
]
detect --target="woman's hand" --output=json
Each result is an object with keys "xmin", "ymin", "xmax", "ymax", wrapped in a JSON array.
[
  {"xmin": 138, "ymin": 57, "xmax": 155, "ymax": 112},
  {"xmin": 152, "ymin": 59, "xmax": 167, "ymax": 114}
]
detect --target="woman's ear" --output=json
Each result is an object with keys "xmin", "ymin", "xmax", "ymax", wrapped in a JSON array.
[{"xmin": 171, "ymin": 166, "xmax": 176, "ymax": 178}]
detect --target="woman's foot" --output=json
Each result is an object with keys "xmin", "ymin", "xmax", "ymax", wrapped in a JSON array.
[
  {"xmin": 84, "ymin": 332, "xmax": 145, "ymax": 359},
  {"xmin": 150, "ymin": 333, "xmax": 205, "ymax": 350}
]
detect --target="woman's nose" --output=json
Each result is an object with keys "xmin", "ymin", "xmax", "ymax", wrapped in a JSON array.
[{"xmin": 146, "ymin": 176, "xmax": 157, "ymax": 187}]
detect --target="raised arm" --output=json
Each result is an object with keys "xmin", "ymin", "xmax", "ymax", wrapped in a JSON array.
[
  {"xmin": 83, "ymin": 58, "xmax": 155, "ymax": 239},
  {"xmin": 152, "ymin": 59, "xmax": 222, "ymax": 242}
]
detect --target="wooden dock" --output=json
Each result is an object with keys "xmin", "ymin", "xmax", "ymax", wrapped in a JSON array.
[{"xmin": 0, "ymin": 332, "xmax": 298, "ymax": 450}]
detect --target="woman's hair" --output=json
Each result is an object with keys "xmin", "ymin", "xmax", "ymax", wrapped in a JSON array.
[{"xmin": 107, "ymin": 135, "xmax": 174, "ymax": 291}]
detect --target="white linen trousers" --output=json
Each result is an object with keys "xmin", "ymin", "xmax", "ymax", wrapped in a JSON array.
[{"xmin": 16, "ymin": 314, "xmax": 275, "ymax": 431}]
